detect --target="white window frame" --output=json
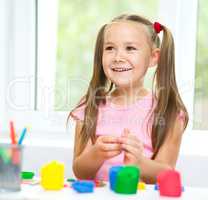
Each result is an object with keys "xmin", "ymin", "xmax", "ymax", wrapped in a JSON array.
[
  {"xmin": 1, "ymin": 0, "xmax": 207, "ymax": 155},
  {"xmin": 159, "ymin": 0, "xmax": 208, "ymax": 156},
  {"xmin": 2, "ymin": 0, "xmax": 68, "ymax": 135},
  {"xmin": 159, "ymin": 0, "xmax": 197, "ymax": 131}
]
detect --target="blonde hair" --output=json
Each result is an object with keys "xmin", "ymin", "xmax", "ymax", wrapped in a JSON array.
[{"xmin": 69, "ymin": 14, "xmax": 188, "ymax": 159}]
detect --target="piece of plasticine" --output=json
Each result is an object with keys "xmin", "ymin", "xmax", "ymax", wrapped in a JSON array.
[
  {"xmin": 109, "ymin": 166, "xmax": 123, "ymax": 190},
  {"xmin": 154, "ymin": 184, "xmax": 159, "ymax": 190},
  {"xmin": 67, "ymin": 178, "xmax": 76, "ymax": 182},
  {"xmin": 40, "ymin": 161, "xmax": 64, "ymax": 190},
  {"xmin": 157, "ymin": 170, "xmax": 182, "ymax": 197},
  {"xmin": 94, "ymin": 179, "xmax": 106, "ymax": 187},
  {"xmin": 155, "ymin": 184, "xmax": 184, "ymax": 192},
  {"xmin": 71, "ymin": 180, "xmax": 95, "ymax": 193},
  {"xmin": 138, "ymin": 182, "xmax": 146, "ymax": 190},
  {"xmin": 115, "ymin": 166, "xmax": 140, "ymax": 194},
  {"xmin": 21, "ymin": 171, "xmax": 35, "ymax": 179}
]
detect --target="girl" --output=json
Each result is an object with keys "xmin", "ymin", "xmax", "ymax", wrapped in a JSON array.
[{"xmin": 69, "ymin": 14, "xmax": 188, "ymax": 183}]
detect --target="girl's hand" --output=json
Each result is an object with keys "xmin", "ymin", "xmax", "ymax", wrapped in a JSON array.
[
  {"xmin": 118, "ymin": 128, "xmax": 144, "ymax": 165},
  {"xmin": 93, "ymin": 135, "xmax": 122, "ymax": 160}
]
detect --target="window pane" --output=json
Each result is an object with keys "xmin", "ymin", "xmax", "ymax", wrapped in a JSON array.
[
  {"xmin": 55, "ymin": 0, "xmax": 159, "ymax": 111},
  {"xmin": 194, "ymin": 0, "xmax": 208, "ymax": 129}
]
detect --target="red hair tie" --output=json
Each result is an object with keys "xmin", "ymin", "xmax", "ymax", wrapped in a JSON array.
[{"xmin": 153, "ymin": 22, "xmax": 163, "ymax": 34}]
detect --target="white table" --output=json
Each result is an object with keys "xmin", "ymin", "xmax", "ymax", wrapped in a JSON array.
[{"xmin": 1, "ymin": 184, "xmax": 208, "ymax": 200}]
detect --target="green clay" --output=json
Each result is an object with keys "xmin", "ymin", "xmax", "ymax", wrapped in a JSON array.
[
  {"xmin": 115, "ymin": 166, "xmax": 140, "ymax": 194},
  {"xmin": 21, "ymin": 171, "xmax": 35, "ymax": 179}
]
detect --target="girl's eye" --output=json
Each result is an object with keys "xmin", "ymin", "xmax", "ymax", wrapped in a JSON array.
[
  {"xmin": 105, "ymin": 46, "xmax": 113, "ymax": 51},
  {"xmin": 126, "ymin": 46, "xmax": 137, "ymax": 51}
]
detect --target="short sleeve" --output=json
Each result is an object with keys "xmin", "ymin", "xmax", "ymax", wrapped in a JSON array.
[
  {"xmin": 70, "ymin": 104, "xmax": 85, "ymax": 121},
  {"xmin": 176, "ymin": 110, "xmax": 187, "ymax": 131},
  {"xmin": 177, "ymin": 110, "xmax": 186, "ymax": 123}
]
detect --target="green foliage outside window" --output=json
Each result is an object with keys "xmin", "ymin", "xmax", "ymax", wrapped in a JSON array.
[{"xmin": 194, "ymin": 0, "xmax": 208, "ymax": 129}]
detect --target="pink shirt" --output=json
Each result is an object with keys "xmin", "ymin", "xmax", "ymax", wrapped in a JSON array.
[{"xmin": 72, "ymin": 93, "xmax": 155, "ymax": 181}]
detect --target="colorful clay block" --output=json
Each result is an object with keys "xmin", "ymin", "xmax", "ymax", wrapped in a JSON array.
[
  {"xmin": 154, "ymin": 184, "xmax": 159, "ymax": 190},
  {"xmin": 21, "ymin": 171, "xmax": 35, "ymax": 179},
  {"xmin": 138, "ymin": 182, "xmax": 146, "ymax": 190},
  {"xmin": 155, "ymin": 183, "xmax": 184, "ymax": 192},
  {"xmin": 40, "ymin": 161, "xmax": 64, "ymax": 190},
  {"xmin": 115, "ymin": 166, "xmax": 140, "ymax": 194},
  {"xmin": 157, "ymin": 169, "xmax": 182, "ymax": 197},
  {"xmin": 94, "ymin": 179, "xmax": 106, "ymax": 187},
  {"xmin": 71, "ymin": 180, "xmax": 95, "ymax": 193},
  {"xmin": 67, "ymin": 178, "xmax": 76, "ymax": 182},
  {"xmin": 109, "ymin": 166, "xmax": 123, "ymax": 190}
]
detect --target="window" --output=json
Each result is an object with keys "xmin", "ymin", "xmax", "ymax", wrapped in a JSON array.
[
  {"xmin": 2, "ymin": 0, "xmax": 208, "ymax": 155},
  {"xmin": 194, "ymin": 0, "xmax": 208, "ymax": 130},
  {"xmin": 4, "ymin": 0, "xmax": 207, "ymax": 137}
]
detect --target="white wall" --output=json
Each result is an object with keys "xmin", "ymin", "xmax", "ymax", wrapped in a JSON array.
[
  {"xmin": 0, "ymin": 0, "xmax": 9, "ymax": 126},
  {"xmin": 176, "ymin": 155, "xmax": 208, "ymax": 188},
  {"xmin": 22, "ymin": 145, "xmax": 74, "ymax": 178}
]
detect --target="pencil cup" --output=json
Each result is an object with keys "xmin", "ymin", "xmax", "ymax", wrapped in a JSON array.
[{"xmin": 0, "ymin": 143, "xmax": 23, "ymax": 192}]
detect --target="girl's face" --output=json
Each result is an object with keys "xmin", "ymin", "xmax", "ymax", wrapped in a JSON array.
[{"xmin": 102, "ymin": 21, "xmax": 158, "ymax": 90}]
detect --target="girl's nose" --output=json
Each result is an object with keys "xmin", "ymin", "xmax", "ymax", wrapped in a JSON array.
[{"xmin": 114, "ymin": 50, "xmax": 125, "ymax": 62}]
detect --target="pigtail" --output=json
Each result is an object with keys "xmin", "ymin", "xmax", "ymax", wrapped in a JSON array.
[
  {"xmin": 71, "ymin": 24, "xmax": 113, "ymax": 157},
  {"xmin": 155, "ymin": 26, "xmax": 175, "ymax": 112},
  {"xmin": 151, "ymin": 26, "xmax": 188, "ymax": 158}
]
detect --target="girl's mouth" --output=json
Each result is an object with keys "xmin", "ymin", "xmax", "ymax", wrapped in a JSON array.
[{"xmin": 111, "ymin": 67, "xmax": 133, "ymax": 72}]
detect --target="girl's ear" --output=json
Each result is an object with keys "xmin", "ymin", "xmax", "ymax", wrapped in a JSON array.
[{"xmin": 149, "ymin": 48, "xmax": 160, "ymax": 68}]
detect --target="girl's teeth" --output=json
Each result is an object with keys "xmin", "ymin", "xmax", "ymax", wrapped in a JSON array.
[{"xmin": 112, "ymin": 68, "xmax": 132, "ymax": 72}]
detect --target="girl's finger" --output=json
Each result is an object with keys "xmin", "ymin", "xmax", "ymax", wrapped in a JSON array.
[
  {"xmin": 121, "ymin": 133, "xmax": 138, "ymax": 141},
  {"xmin": 118, "ymin": 137, "xmax": 143, "ymax": 149},
  {"xmin": 121, "ymin": 129, "xmax": 140, "ymax": 142},
  {"xmin": 100, "ymin": 143, "xmax": 121, "ymax": 151},
  {"xmin": 99, "ymin": 135, "xmax": 119, "ymax": 143},
  {"xmin": 121, "ymin": 143, "xmax": 143, "ymax": 156},
  {"xmin": 122, "ymin": 139, "xmax": 142, "ymax": 149},
  {"xmin": 104, "ymin": 150, "xmax": 121, "ymax": 158},
  {"xmin": 124, "ymin": 152, "xmax": 135, "ymax": 160},
  {"xmin": 123, "ymin": 128, "xmax": 130, "ymax": 136}
]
